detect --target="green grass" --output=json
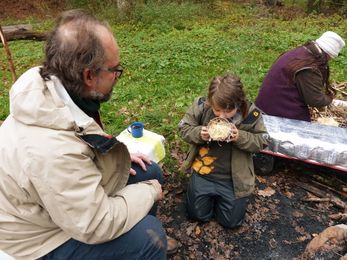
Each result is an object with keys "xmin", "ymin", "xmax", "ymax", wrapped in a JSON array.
[{"xmin": 1, "ymin": 1, "xmax": 347, "ymax": 173}]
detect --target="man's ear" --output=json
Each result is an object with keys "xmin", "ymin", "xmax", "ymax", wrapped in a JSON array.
[{"xmin": 83, "ymin": 68, "xmax": 94, "ymax": 89}]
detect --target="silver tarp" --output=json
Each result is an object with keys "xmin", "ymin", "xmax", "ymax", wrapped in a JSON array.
[{"xmin": 262, "ymin": 114, "xmax": 347, "ymax": 170}]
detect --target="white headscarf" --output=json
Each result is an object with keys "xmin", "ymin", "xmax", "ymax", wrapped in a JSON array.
[{"xmin": 315, "ymin": 31, "xmax": 345, "ymax": 58}]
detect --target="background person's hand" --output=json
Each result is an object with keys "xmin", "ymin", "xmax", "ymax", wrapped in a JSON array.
[{"xmin": 129, "ymin": 153, "xmax": 152, "ymax": 175}]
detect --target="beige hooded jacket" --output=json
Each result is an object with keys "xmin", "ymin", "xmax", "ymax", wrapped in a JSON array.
[{"xmin": 0, "ymin": 67, "xmax": 161, "ymax": 259}]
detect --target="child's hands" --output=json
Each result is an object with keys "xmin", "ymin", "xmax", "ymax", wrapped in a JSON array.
[
  {"xmin": 227, "ymin": 124, "xmax": 239, "ymax": 142},
  {"xmin": 201, "ymin": 126, "xmax": 210, "ymax": 141}
]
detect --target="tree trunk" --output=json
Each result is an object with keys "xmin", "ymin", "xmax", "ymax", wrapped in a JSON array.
[
  {"xmin": 116, "ymin": 0, "xmax": 135, "ymax": 18},
  {"xmin": 266, "ymin": 0, "xmax": 278, "ymax": 6},
  {"xmin": 307, "ymin": 0, "xmax": 323, "ymax": 13}
]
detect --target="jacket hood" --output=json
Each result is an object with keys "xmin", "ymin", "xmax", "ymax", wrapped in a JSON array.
[{"xmin": 10, "ymin": 67, "xmax": 94, "ymax": 131}]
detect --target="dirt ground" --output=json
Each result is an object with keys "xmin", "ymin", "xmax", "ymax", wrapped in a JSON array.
[{"xmin": 160, "ymin": 157, "xmax": 347, "ymax": 259}]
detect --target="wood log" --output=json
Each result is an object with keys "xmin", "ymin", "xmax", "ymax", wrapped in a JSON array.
[
  {"xmin": 331, "ymin": 85, "xmax": 347, "ymax": 97},
  {"xmin": 296, "ymin": 182, "xmax": 326, "ymax": 197},
  {"xmin": 4, "ymin": 30, "xmax": 47, "ymax": 41},
  {"xmin": 302, "ymin": 198, "xmax": 330, "ymax": 203},
  {"xmin": 0, "ymin": 24, "xmax": 46, "ymax": 42},
  {"xmin": 2, "ymin": 24, "xmax": 33, "ymax": 33},
  {"xmin": 332, "ymin": 81, "xmax": 347, "ymax": 89},
  {"xmin": 296, "ymin": 182, "xmax": 346, "ymax": 210},
  {"xmin": 311, "ymin": 179, "xmax": 347, "ymax": 199}
]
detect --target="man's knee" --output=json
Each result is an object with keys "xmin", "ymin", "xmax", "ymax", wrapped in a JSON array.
[
  {"xmin": 147, "ymin": 162, "xmax": 164, "ymax": 184},
  {"xmin": 134, "ymin": 215, "xmax": 167, "ymax": 258}
]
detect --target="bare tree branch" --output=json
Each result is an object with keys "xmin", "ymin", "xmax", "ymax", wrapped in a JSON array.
[{"xmin": 0, "ymin": 25, "xmax": 17, "ymax": 82}]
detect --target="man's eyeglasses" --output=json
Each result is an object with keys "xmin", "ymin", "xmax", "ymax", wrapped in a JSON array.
[{"xmin": 96, "ymin": 65, "xmax": 123, "ymax": 78}]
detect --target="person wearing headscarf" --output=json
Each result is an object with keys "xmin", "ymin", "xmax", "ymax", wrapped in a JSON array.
[{"xmin": 256, "ymin": 31, "xmax": 345, "ymax": 121}]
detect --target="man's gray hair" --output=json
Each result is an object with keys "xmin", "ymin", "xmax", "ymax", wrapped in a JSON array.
[{"xmin": 40, "ymin": 9, "xmax": 113, "ymax": 96}]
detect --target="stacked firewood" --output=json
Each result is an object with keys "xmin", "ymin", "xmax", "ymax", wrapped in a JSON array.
[
  {"xmin": 309, "ymin": 82, "xmax": 347, "ymax": 128},
  {"xmin": 331, "ymin": 81, "xmax": 347, "ymax": 101},
  {"xmin": 310, "ymin": 105, "xmax": 347, "ymax": 128}
]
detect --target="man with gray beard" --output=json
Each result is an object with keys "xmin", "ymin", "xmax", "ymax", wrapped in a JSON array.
[{"xmin": 0, "ymin": 9, "xmax": 177, "ymax": 259}]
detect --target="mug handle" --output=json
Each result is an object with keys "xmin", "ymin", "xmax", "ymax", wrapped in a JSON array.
[{"xmin": 127, "ymin": 125, "xmax": 132, "ymax": 134}]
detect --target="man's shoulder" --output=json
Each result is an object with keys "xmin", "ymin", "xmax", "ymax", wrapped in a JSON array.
[
  {"xmin": 19, "ymin": 66, "xmax": 42, "ymax": 79},
  {"xmin": 11, "ymin": 66, "xmax": 43, "ymax": 95}
]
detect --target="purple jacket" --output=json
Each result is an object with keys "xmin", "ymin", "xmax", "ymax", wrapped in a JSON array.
[{"xmin": 255, "ymin": 45, "xmax": 328, "ymax": 121}]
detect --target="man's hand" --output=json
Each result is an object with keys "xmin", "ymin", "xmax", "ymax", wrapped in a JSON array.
[
  {"xmin": 129, "ymin": 153, "xmax": 152, "ymax": 175},
  {"xmin": 145, "ymin": 179, "xmax": 163, "ymax": 201}
]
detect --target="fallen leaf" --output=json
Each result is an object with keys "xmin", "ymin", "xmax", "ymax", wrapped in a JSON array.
[
  {"xmin": 269, "ymin": 238, "xmax": 277, "ymax": 248},
  {"xmin": 298, "ymin": 235, "xmax": 308, "ymax": 242},
  {"xmin": 294, "ymin": 225, "xmax": 306, "ymax": 235},
  {"xmin": 186, "ymin": 224, "xmax": 197, "ymax": 236},
  {"xmin": 292, "ymin": 211, "xmax": 304, "ymax": 218},
  {"xmin": 256, "ymin": 176, "xmax": 267, "ymax": 183},
  {"xmin": 258, "ymin": 187, "xmax": 276, "ymax": 197},
  {"xmin": 284, "ymin": 191, "xmax": 294, "ymax": 199},
  {"xmin": 304, "ymin": 225, "xmax": 347, "ymax": 257},
  {"xmin": 195, "ymin": 226, "xmax": 201, "ymax": 236}
]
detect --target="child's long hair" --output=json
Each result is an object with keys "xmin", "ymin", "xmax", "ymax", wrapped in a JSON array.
[{"xmin": 206, "ymin": 74, "xmax": 248, "ymax": 118}]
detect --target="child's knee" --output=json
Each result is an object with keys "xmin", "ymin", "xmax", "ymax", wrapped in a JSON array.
[
  {"xmin": 192, "ymin": 209, "xmax": 212, "ymax": 222},
  {"xmin": 215, "ymin": 205, "xmax": 246, "ymax": 228},
  {"xmin": 186, "ymin": 200, "xmax": 213, "ymax": 222},
  {"xmin": 217, "ymin": 214, "xmax": 245, "ymax": 228}
]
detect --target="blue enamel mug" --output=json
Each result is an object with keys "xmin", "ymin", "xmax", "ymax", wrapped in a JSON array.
[{"xmin": 127, "ymin": 122, "xmax": 144, "ymax": 138}]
